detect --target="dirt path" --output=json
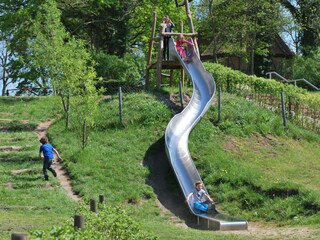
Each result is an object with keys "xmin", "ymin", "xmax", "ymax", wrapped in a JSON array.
[{"xmin": 35, "ymin": 121, "xmax": 80, "ymax": 201}]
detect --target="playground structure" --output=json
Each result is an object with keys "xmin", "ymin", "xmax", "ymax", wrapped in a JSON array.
[
  {"xmin": 145, "ymin": 0, "xmax": 199, "ymax": 89},
  {"xmin": 150, "ymin": 0, "xmax": 248, "ymax": 231}
]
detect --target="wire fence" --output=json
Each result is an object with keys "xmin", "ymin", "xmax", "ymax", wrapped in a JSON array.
[{"xmin": 227, "ymin": 85, "xmax": 320, "ymax": 133}]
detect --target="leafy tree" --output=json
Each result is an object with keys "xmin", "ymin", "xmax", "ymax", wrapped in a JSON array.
[
  {"xmin": 71, "ymin": 67, "xmax": 102, "ymax": 149},
  {"xmin": 92, "ymin": 51, "xmax": 144, "ymax": 87},
  {"xmin": 57, "ymin": 0, "xmax": 143, "ymax": 56},
  {"xmin": 28, "ymin": 0, "xmax": 102, "ymax": 132},
  {"xmin": 293, "ymin": 47, "xmax": 320, "ymax": 89},
  {"xmin": 196, "ymin": 0, "xmax": 284, "ymax": 75},
  {"xmin": 280, "ymin": 0, "xmax": 320, "ymax": 56},
  {"xmin": 30, "ymin": 0, "xmax": 103, "ymax": 146},
  {"xmin": 57, "ymin": 0, "xmax": 188, "ymax": 55},
  {"xmin": 0, "ymin": 38, "xmax": 12, "ymax": 96},
  {"xmin": 0, "ymin": 0, "xmax": 40, "ymax": 93}
]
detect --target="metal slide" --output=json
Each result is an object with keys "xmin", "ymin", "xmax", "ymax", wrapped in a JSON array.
[{"xmin": 165, "ymin": 38, "xmax": 248, "ymax": 230}]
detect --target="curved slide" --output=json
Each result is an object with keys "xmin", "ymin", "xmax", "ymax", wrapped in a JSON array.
[{"xmin": 165, "ymin": 38, "xmax": 248, "ymax": 230}]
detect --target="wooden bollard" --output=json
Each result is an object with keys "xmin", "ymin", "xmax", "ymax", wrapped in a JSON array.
[
  {"xmin": 90, "ymin": 199, "xmax": 98, "ymax": 213},
  {"xmin": 99, "ymin": 194, "xmax": 105, "ymax": 204},
  {"xmin": 11, "ymin": 233, "xmax": 28, "ymax": 240},
  {"xmin": 74, "ymin": 214, "xmax": 85, "ymax": 229}
]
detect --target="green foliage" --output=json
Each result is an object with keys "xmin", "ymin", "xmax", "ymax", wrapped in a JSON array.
[
  {"xmin": 70, "ymin": 68, "xmax": 102, "ymax": 149},
  {"xmin": 281, "ymin": 0, "xmax": 320, "ymax": 56},
  {"xmin": 197, "ymin": 0, "xmax": 283, "ymax": 74},
  {"xmin": 92, "ymin": 51, "xmax": 144, "ymax": 85},
  {"xmin": 26, "ymin": 0, "xmax": 104, "ymax": 132},
  {"xmin": 293, "ymin": 47, "xmax": 320, "ymax": 88},
  {"xmin": 204, "ymin": 62, "xmax": 306, "ymax": 95},
  {"xmin": 29, "ymin": 201, "xmax": 157, "ymax": 240},
  {"xmin": 49, "ymin": 92, "xmax": 170, "ymax": 202},
  {"xmin": 210, "ymin": 94, "xmax": 285, "ymax": 136},
  {"xmin": 204, "ymin": 62, "xmax": 320, "ymax": 132}
]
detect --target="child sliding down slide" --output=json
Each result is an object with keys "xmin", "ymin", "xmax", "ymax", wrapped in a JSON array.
[
  {"xmin": 175, "ymin": 34, "xmax": 193, "ymax": 62},
  {"xmin": 186, "ymin": 181, "xmax": 216, "ymax": 213}
]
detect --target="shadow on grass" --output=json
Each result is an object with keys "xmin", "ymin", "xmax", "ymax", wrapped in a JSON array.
[
  {"xmin": 0, "ymin": 121, "xmax": 37, "ymax": 132},
  {"xmin": 143, "ymin": 136, "xmax": 206, "ymax": 229},
  {"xmin": 0, "ymin": 97, "xmax": 38, "ymax": 104}
]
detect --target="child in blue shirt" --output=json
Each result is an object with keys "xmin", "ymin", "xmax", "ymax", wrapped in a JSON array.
[
  {"xmin": 186, "ymin": 181, "xmax": 215, "ymax": 213},
  {"xmin": 39, "ymin": 136, "xmax": 63, "ymax": 181}
]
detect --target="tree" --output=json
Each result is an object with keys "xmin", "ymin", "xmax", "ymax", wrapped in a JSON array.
[
  {"xmin": 71, "ymin": 67, "xmax": 101, "ymax": 149},
  {"xmin": 30, "ymin": 0, "xmax": 102, "ymax": 146},
  {"xmin": 25, "ymin": 0, "xmax": 102, "ymax": 132},
  {"xmin": 57, "ymin": 0, "xmax": 188, "ymax": 55},
  {"xmin": 0, "ymin": 38, "xmax": 12, "ymax": 96},
  {"xmin": 280, "ymin": 0, "xmax": 320, "ymax": 56},
  {"xmin": 57, "ymin": 0, "xmax": 142, "ymax": 56},
  {"xmin": 196, "ymin": 0, "xmax": 284, "ymax": 75},
  {"xmin": 0, "ymin": 0, "xmax": 41, "ymax": 94},
  {"xmin": 293, "ymin": 47, "xmax": 320, "ymax": 89}
]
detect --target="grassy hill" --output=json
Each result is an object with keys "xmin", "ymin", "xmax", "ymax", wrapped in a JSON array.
[{"xmin": 0, "ymin": 91, "xmax": 320, "ymax": 239}]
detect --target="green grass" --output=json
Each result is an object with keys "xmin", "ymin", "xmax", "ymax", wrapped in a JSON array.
[
  {"xmin": 188, "ymin": 93, "xmax": 320, "ymax": 224},
  {"xmin": 1, "ymin": 91, "xmax": 320, "ymax": 239},
  {"xmin": 0, "ymin": 96, "xmax": 77, "ymax": 240}
]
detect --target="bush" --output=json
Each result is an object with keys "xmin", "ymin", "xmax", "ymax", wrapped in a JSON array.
[{"xmin": 29, "ymin": 201, "xmax": 157, "ymax": 239}]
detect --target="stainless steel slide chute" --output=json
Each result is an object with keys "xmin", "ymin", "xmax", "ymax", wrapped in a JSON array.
[{"xmin": 164, "ymin": 37, "xmax": 248, "ymax": 230}]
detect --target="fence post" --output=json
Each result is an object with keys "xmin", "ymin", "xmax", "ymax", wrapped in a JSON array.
[
  {"xmin": 11, "ymin": 233, "xmax": 28, "ymax": 240},
  {"xmin": 74, "ymin": 214, "xmax": 85, "ymax": 229},
  {"xmin": 218, "ymin": 87, "xmax": 221, "ymax": 122},
  {"xmin": 99, "ymin": 194, "xmax": 105, "ymax": 204},
  {"xmin": 179, "ymin": 81, "xmax": 184, "ymax": 108},
  {"xmin": 66, "ymin": 94, "xmax": 70, "ymax": 129},
  {"xmin": 288, "ymin": 96, "xmax": 292, "ymax": 118},
  {"xmin": 280, "ymin": 92, "xmax": 287, "ymax": 128},
  {"xmin": 118, "ymin": 87, "xmax": 123, "ymax": 124},
  {"xmin": 90, "ymin": 199, "xmax": 98, "ymax": 213}
]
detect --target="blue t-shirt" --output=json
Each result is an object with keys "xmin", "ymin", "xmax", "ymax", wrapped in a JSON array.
[{"xmin": 39, "ymin": 143, "xmax": 54, "ymax": 159}]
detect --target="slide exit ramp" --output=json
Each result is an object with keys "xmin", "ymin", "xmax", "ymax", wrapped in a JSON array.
[{"xmin": 164, "ymin": 38, "xmax": 248, "ymax": 230}]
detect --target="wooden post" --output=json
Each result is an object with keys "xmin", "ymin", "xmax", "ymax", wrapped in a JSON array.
[
  {"xmin": 281, "ymin": 92, "xmax": 287, "ymax": 128},
  {"xmin": 181, "ymin": 68, "xmax": 185, "ymax": 87},
  {"xmin": 145, "ymin": 12, "xmax": 157, "ymax": 88},
  {"xmin": 11, "ymin": 233, "xmax": 28, "ymax": 240},
  {"xmin": 118, "ymin": 87, "xmax": 123, "ymax": 124},
  {"xmin": 156, "ymin": 24, "xmax": 165, "ymax": 89},
  {"xmin": 99, "ymin": 194, "xmax": 105, "ymax": 204},
  {"xmin": 218, "ymin": 87, "xmax": 221, "ymax": 122},
  {"xmin": 74, "ymin": 214, "xmax": 85, "ymax": 229},
  {"xmin": 180, "ymin": 21, "xmax": 185, "ymax": 87},
  {"xmin": 90, "ymin": 199, "xmax": 98, "ymax": 213},
  {"xmin": 179, "ymin": 81, "xmax": 184, "ymax": 108},
  {"xmin": 184, "ymin": 0, "xmax": 199, "ymax": 57}
]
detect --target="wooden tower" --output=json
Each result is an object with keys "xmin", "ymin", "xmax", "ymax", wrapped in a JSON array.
[{"xmin": 145, "ymin": 0, "xmax": 199, "ymax": 89}]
